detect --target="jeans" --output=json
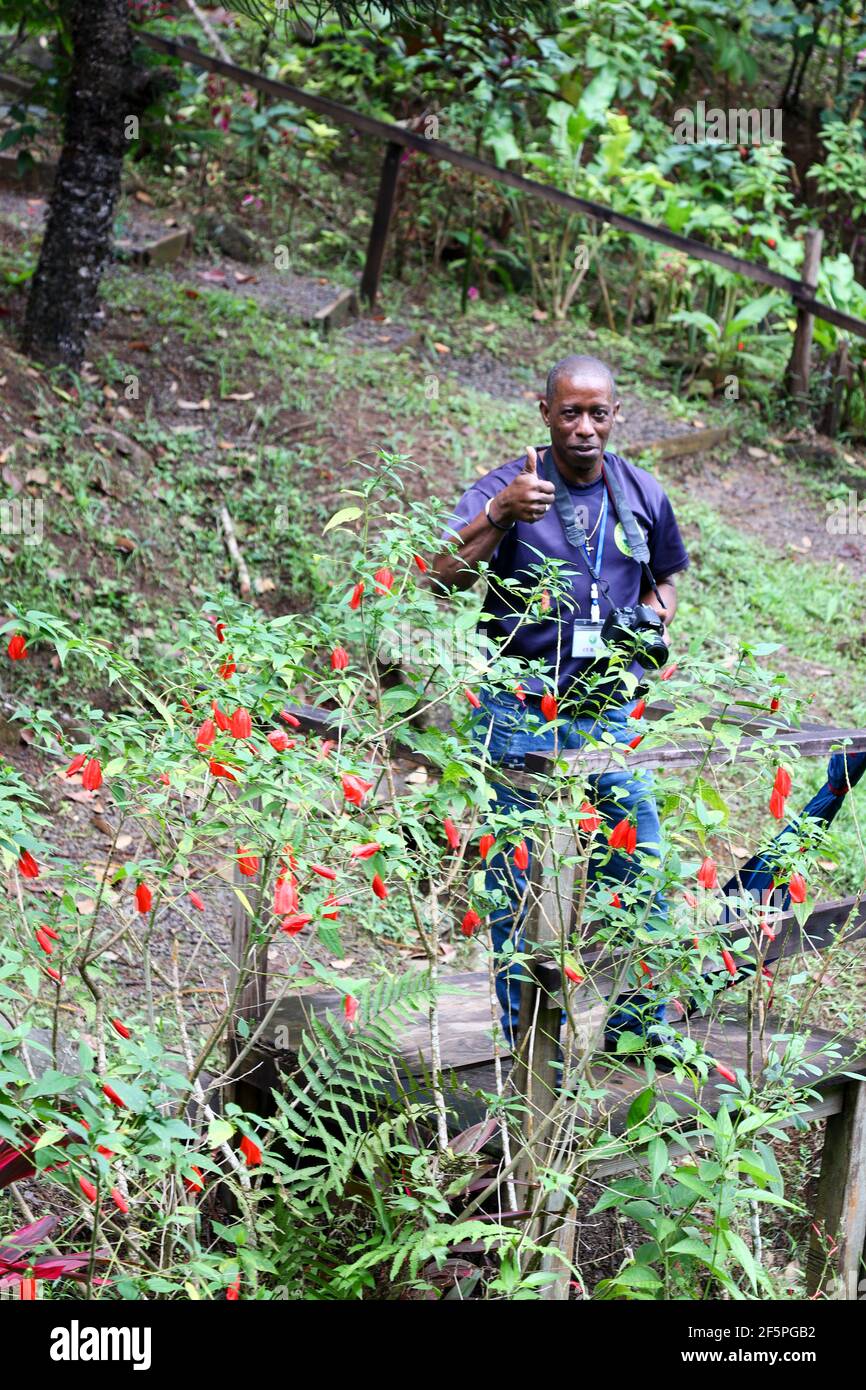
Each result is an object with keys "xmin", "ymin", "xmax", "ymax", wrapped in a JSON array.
[{"xmin": 473, "ymin": 687, "xmax": 669, "ymax": 1047}]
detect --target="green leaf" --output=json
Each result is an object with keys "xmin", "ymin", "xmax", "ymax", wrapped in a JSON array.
[
  {"xmin": 626, "ymin": 1087, "xmax": 653, "ymax": 1128},
  {"xmin": 34, "ymin": 1124, "xmax": 66, "ymax": 1150},
  {"xmin": 208, "ymin": 1117, "xmax": 234, "ymax": 1147},
  {"xmin": 323, "ymin": 506, "xmax": 363, "ymax": 535},
  {"xmin": 648, "ymin": 1136, "xmax": 668, "ymax": 1186}
]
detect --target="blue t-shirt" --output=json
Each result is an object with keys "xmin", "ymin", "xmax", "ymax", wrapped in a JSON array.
[{"xmin": 442, "ymin": 447, "xmax": 689, "ymax": 698}]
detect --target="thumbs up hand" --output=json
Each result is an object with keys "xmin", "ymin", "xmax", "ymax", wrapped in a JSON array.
[{"xmin": 488, "ymin": 446, "xmax": 556, "ymax": 526}]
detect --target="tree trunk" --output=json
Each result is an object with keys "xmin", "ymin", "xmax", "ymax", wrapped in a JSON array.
[{"xmin": 22, "ymin": 0, "xmax": 132, "ymax": 368}]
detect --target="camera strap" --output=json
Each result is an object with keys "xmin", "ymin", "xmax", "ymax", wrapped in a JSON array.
[{"xmin": 538, "ymin": 448, "xmax": 663, "ymax": 607}]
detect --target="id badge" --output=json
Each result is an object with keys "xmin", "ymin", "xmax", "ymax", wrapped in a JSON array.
[{"xmin": 571, "ymin": 621, "xmax": 605, "ymax": 660}]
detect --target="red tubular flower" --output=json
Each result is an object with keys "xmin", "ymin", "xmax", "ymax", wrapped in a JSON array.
[
  {"xmin": 273, "ymin": 874, "xmax": 298, "ymax": 915},
  {"xmin": 218, "ymin": 655, "xmax": 237, "ymax": 680},
  {"xmin": 322, "ymin": 894, "xmax": 350, "ymax": 920},
  {"xmin": 461, "ymin": 909, "xmax": 481, "ymax": 937},
  {"xmin": 350, "ymin": 842, "xmax": 381, "ymax": 859},
  {"xmin": 659, "ymin": 664, "xmax": 678, "ymax": 681},
  {"xmin": 478, "ymin": 833, "xmax": 495, "ymax": 860},
  {"xmin": 759, "ymin": 916, "xmax": 776, "ymax": 940},
  {"xmin": 610, "ymin": 893, "xmax": 622, "ymax": 909},
  {"xmin": 769, "ymin": 788, "xmax": 786, "ymax": 820},
  {"xmin": 443, "ymin": 817, "xmax": 460, "ymax": 850},
  {"xmin": 697, "ymin": 857, "xmax": 718, "ymax": 890},
  {"xmin": 628, "ymin": 734, "xmax": 644, "ymax": 750},
  {"xmin": 342, "ymin": 773, "xmax": 373, "ymax": 806},
  {"xmin": 309, "ymin": 863, "xmax": 337, "ymax": 880},
  {"xmin": 237, "ymin": 852, "xmax": 260, "ymax": 878},
  {"xmin": 413, "ymin": 554, "xmax": 427, "ymax": 573},
  {"xmin": 214, "ymin": 622, "xmax": 227, "ymax": 644},
  {"xmin": 209, "ymin": 760, "xmax": 237, "ymax": 781},
  {"xmin": 45, "ymin": 966, "xmax": 61, "ymax": 982},
  {"xmin": 110, "ymin": 1187, "xmax": 129, "ymax": 1214},
  {"xmin": 715, "ymin": 1063, "xmax": 737, "ymax": 1084},
  {"xmin": 608, "ymin": 818, "xmax": 637, "ymax": 854},
  {"xmin": 40, "ymin": 924, "xmax": 59, "ymax": 942},
  {"xmin": 540, "ymin": 692, "xmax": 558, "ymax": 721},
  {"xmin": 770, "ymin": 696, "xmax": 780, "ymax": 713},
  {"xmin": 513, "ymin": 840, "xmax": 529, "ymax": 872},
  {"xmin": 102, "ymin": 1083, "xmax": 126, "ymax": 1109},
  {"xmin": 110, "ymin": 1018, "xmax": 131, "ymax": 1040},
  {"xmin": 563, "ymin": 964, "xmax": 584, "ymax": 984},
  {"xmin": 212, "ymin": 701, "xmax": 231, "ymax": 732},
  {"xmin": 135, "ymin": 882, "xmax": 152, "ymax": 914},
  {"xmin": 371, "ymin": 873, "xmax": 388, "ymax": 900},
  {"xmin": 721, "ymin": 948, "xmax": 737, "ymax": 978},
  {"xmin": 184, "ymin": 1166, "xmax": 204, "ymax": 1193},
  {"xmin": 267, "ymin": 730, "xmax": 290, "ymax": 752},
  {"xmin": 281, "ymin": 912, "xmax": 313, "ymax": 935},
  {"xmin": 348, "ymin": 581, "xmax": 365, "ymax": 609},
  {"xmin": 788, "ymin": 872, "xmax": 807, "ymax": 903},
  {"xmin": 344, "ymin": 994, "xmax": 359, "ymax": 1023},
  {"xmin": 195, "ymin": 719, "xmax": 216, "ymax": 750},
  {"xmin": 230, "ymin": 708, "xmax": 252, "ymax": 739},
  {"xmin": 181, "ymin": 698, "xmax": 193, "ymax": 714},
  {"xmin": 239, "ymin": 1135, "xmax": 262, "ymax": 1167},
  {"xmin": 280, "ymin": 710, "xmax": 301, "ymax": 729},
  {"xmin": 578, "ymin": 802, "xmax": 601, "ymax": 834},
  {"xmin": 464, "ymin": 687, "xmax": 481, "ymax": 709},
  {"xmin": 226, "ymin": 1276, "xmax": 241, "ymax": 1301},
  {"xmin": 373, "ymin": 567, "xmax": 394, "ymax": 594},
  {"xmin": 189, "ymin": 891, "xmax": 205, "ymax": 911},
  {"xmin": 682, "ymin": 889, "xmax": 698, "ymax": 908},
  {"xmin": 82, "ymin": 758, "xmax": 103, "ymax": 792},
  {"xmin": 630, "ymin": 698, "xmax": 646, "ymax": 720},
  {"xmin": 330, "ymin": 646, "xmax": 349, "ymax": 671},
  {"xmin": 64, "ymin": 753, "xmax": 87, "ymax": 777},
  {"xmin": 513, "ymin": 684, "xmax": 526, "ymax": 702},
  {"xmin": 78, "ymin": 1176, "xmax": 98, "ymax": 1203},
  {"xmin": 774, "ymin": 766, "xmax": 792, "ymax": 798},
  {"xmin": 35, "ymin": 929, "xmax": 54, "ymax": 956},
  {"xmin": 18, "ymin": 850, "xmax": 39, "ymax": 879},
  {"xmin": 7, "ymin": 633, "xmax": 28, "ymax": 660}
]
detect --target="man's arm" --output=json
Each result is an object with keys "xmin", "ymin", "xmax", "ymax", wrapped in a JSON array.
[
  {"xmin": 431, "ymin": 446, "xmax": 555, "ymax": 593},
  {"xmin": 641, "ymin": 572, "xmax": 684, "ymax": 644}
]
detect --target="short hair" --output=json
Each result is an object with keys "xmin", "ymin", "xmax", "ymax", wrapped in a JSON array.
[{"xmin": 545, "ymin": 354, "xmax": 617, "ymax": 404}]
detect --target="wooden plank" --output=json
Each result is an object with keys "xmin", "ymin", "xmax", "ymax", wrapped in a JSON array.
[
  {"xmin": 308, "ymin": 286, "xmax": 358, "ymax": 332},
  {"xmin": 519, "ymin": 724, "xmax": 866, "ymax": 779},
  {"xmin": 629, "ymin": 426, "xmax": 732, "ymax": 459},
  {"xmin": 806, "ymin": 1079, "xmax": 866, "ymax": 1298},
  {"xmin": 0, "ymin": 152, "xmax": 55, "ymax": 193},
  {"xmin": 360, "ymin": 142, "xmax": 402, "ymax": 308},
  {"xmin": 137, "ymin": 33, "xmax": 866, "ymax": 344}
]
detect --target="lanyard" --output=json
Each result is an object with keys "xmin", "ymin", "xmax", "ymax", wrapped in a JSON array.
[{"xmin": 580, "ymin": 487, "xmax": 608, "ymax": 585}]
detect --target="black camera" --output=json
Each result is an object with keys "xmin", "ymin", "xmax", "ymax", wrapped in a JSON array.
[{"xmin": 600, "ymin": 603, "xmax": 669, "ymax": 670}]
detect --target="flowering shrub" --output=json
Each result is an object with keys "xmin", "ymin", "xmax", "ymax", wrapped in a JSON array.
[{"xmin": 0, "ymin": 459, "xmax": 856, "ymax": 1299}]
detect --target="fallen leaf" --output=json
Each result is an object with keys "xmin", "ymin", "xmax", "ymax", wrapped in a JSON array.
[
  {"xmin": 432, "ymin": 342, "xmax": 450, "ymax": 354},
  {"xmin": 25, "ymin": 467, "xmax": 48, "ymax": 486},
  {"xmin": 115, "ymin": 536, "xmax": 136, "ymax": 553},
  {"xmin": 134, "ymin": 190, "xmax": 154, "ymax": 205},
  {"xmin": 183, "ymin": 288, "xmax": 200, "ymax": 299},
  {"xmin": 223, "ymin": 391, "xmax": 254, "ymax": 401},
  {"xmin": 115, "ymin": 834, "xmax": 133, "ymax": 851},
  {"xmin": 405, "ymin": 768, "xmax": 428, "ymax": 784},
  {"xmin": 177, "ymin": 399, "xmax": 211, "ymax": 411},
  {"xmin": 329, "ymin": 957, "xmax": 355, "ymax": 970},
  {"xmin": 233, "ymin": 272, "xmax": 256, "ymax": 285},
  {"xmin": 531, "ymin": 308, "xmax": 548, "ymax": 321},
  {"xmin": 1, "ymin": 466, "xmax": 22, "ymax": 493},
  {"xmin": 254, "ymin": 577, "xmax": 276, "ymax": 594},
  {"xmin": 197, "ymin": 269, "xmax": 227, "ymax": 285},
  {"xmin": 127, "ymin": 340, "xmax": 151, "ymax": 352},
  {"xmin": 76, "ymin": 898, "xmax": 97, "ymax": 915},
  {"xmin": 747, "ymin": 446, "xmax": 767, "ymax": 459}
]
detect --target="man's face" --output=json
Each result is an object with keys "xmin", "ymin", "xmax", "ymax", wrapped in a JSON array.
[{"xmin": 539, "ymin": 372, "xmax": 619, "ymax": 474}]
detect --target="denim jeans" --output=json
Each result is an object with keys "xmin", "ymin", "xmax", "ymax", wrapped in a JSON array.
[{"xmin": 473, "ymin": 687, "xmax": 669, "ymax": 1047}]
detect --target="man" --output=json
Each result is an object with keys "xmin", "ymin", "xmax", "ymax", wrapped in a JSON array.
[{"xmin": 433, "ymin": 355, "xmax": 690, "ymax": 1056}]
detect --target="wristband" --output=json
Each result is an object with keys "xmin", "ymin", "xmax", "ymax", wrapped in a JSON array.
[{"xmin": 485, "ymin": 495, "xmax": 513, "ymax": 532}]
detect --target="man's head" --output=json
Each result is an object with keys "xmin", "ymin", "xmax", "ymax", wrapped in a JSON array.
[{"xmin": 539, "ymin": 354, "xmax": 619, "ymax": 477}]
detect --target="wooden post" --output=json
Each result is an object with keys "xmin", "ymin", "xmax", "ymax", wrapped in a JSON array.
[
  {"xmin": 786, "ymin": 227, "xmax": 824, "ymax": 403},
  {"xmin": 511, "ymin": 822, "xmax": 577, "ymax": 1297},
  {"xmin": 806, "ymin": 1079, "xmax": 866, "ymax": 1298},
  {"xmin": 360, "ymin": 141, "xmax": 402, "ymax": 309},
  {"xmin": 226, "ymin": 795, "xmax": 268, "ymax": 1112}
]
